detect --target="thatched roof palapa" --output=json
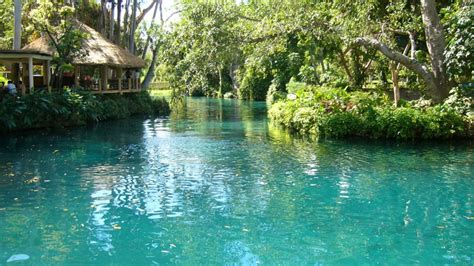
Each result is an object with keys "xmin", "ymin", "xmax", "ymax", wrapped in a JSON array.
[{"xmin": 22, "ymin": 21, "xmax": 145, "ymax": 69}]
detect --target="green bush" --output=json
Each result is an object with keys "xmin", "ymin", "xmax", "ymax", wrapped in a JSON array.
[
  {"xmin": 266, "ymin": 83, "xmax": 287, "ymax": 105},
  {"xmin": 0, "ymin": 90, "xmax": 170, "ymax": 132},
  {"xmin": 268, "ymin": 83, "xmax": 473, "ymax": 139}
]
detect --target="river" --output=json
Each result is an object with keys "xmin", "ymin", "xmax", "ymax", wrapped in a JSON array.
[{"xmin": 0, "ymin": 97, "xmax": 473, "ymax": 264}]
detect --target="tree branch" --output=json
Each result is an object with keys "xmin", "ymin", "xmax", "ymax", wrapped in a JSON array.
[
  {"xmin": 136, "ymin": 0, "xmax": 159, "ymax": 26},
  {"xmin": 354, "ymin": 37, "xmax": 435, "ymax": 84},
  {"xmin": 355, "ymin": 37, "xmax": 441, "ymax": 95}
]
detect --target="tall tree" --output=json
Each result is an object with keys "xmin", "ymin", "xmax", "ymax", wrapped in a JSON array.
[
  {"xmin": 109, "ymin": 0, "xmax": 115, "ymax": 40},
  {"xmin": 122, "ymin": 0, "xmax": 130, "ymax": 47},
  {"xmin": 141, "ymin": 1, "xmax": 164, "ymax": 89},
  {"xmin": 355, "ymin": 0, "xmax": 451, "ymax": 102},
  {"xmin": 99, "ymin": 0, "xmax": 107, "ymax": 35},
  {"xmin": 141, "ymin": 0, "xmax": 160, "ymax": 59},
  {"xmin": 13, "ymin": 0, "xmax": 21, "ymax": 50},
  {"xmin": 129, "ymin": 0, "xmax": 137, "ymax": 53},
  {"xmin": 420, "ymin": 0, "xmax": 449, "ymax": 100},
  {"xmin": 115, "ymin": 0, "xmax": 122, "ymax": 44}
]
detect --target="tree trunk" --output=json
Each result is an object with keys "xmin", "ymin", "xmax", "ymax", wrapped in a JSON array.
[
  {"xmin": 159, "ymin": 0, "xmax": 163, "ymax": 24},
  {"xmin": 13, "ymin": 0, "xmax": 21, "ymax": 50},
  {"xmin": 355, "ymin": 37, "xmax": 439, "ymax": 98},
  {"xmin": 229, "ymin": 63, "xmax": 239, "ymax": 91},
  {"xmin": 100, "ymin": 0, "xmax": 107, "ymax": 36},
  {"xmin": 390, "ymin": 62, "xmax": 400, "ymax": 106},
  {"xmin": 115, "ymin": 0, "xmax": 122, "ymax": 44},
  {"xmin": 110, "ymin": 0, "xmax": 115, "ymax": 40},
  {"xmin": 129, "ymin": 0, "xmax": 137, "ymax": 54},
  {"xmin": 136, "ymin": 0, "xmax": 159, "ymax": 26},
  {"xmin": 338, "ymin": 50, "xmax": 354, "ymax": 84},
  {"xmin": 409, "ymin": 31, "xmax": 416, "ymax": 59},
  {"xmin": 141, "ymin": 0, "xmax": 160, "ymax": 59},
  {"xmin": 123, "ymin": 0, "xmax": 130, "ymax": 47},
  {"xmin": 141, "ymin": 46, "xmax": 159, "ymax": 89},
  {"xmin": 218, "ymin": 66, "xmax": 223, "ymax": 98},
  {"xmin": 420, "ymin": 0, "xmax": 450, "ymax": 101}
]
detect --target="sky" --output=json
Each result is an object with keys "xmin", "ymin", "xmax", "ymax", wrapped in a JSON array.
[
  {"xmin": 143, "ymin": 0, "xmax": 180, "ymax": 24},
  {"xmin": 100, "ymin": 0, "xmax": 181, "ymax": 26}
]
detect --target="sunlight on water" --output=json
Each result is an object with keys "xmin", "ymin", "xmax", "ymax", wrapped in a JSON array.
[{"xmin": 0, "ymin": 98, "xmax": 473, "ymax": 264}]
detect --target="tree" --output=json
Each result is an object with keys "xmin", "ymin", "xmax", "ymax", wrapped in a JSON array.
[
  {"xmin": 99, "ymin": 0, "xmax": 107, "ymax": 35},
  {"xmin": 141, "ymin": 0, "xmax": 161, "ymax": 59},
  {"xmin": 13, "ymin": 0, "xmax": 21, "ymax": 49},
  {"xmin": 30, "ymin": 1, "xmax": 88, "ymax": 88},
  {"xmin": 355, "ymin": 0, "xmax": 451, "ymax": 102},
  {"xmin": 109, "ymin": 0, "xmax": 115, "ymax": 40},
  {"xmin": 115, "ymin": 0, "xmax": 122, "ymax": 44},
  {"xmin": 129, "ymin": 0, "xmax": 137, "ymax": 53}
]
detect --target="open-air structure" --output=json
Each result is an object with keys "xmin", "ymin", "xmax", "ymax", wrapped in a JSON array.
[
  {"xmin": 0, "ymin": 50, "xmax": 52, "ymax": 94},
  {"xmin": 0, "ymin": 21, "xmax": 146, "ymax": 95}
]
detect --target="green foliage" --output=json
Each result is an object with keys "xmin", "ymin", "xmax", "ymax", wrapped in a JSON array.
[
  {"xmin": 160, "ymin": 2, "xmax": 240, "ymax": 97},
  {"xmin": 29, "ymin": 0, "xmax": 89, "ymax": 87},
  {"xmin": 0, "ymin": 0, "xmax": 13, "ymax": 49},
  {"xmin": 238, "ymin": 63, "xmax": 272, "ymax": 101},
  {"xmin": 443, "ymin": 4, "xmax": 473, "ymax": 83},
  {"xmin": 266, "ymin": 83, "xmax": 287, "ymax": 105},
  {"xmin": 0, "ymin": 91, "xmax": 170, "ymax": 132},
  {"xmin": 269, "ymin": 83, "xmax": 472, "ymax": 139},
  {"xmin": 157, "ymin": 0, "xmax": 473, "ymax": 105}
]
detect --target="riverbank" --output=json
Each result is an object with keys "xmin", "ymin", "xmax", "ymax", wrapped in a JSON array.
[
  {"xmin": 0, "ymin": 90, "xmax": 170, "ymax": 132},
  {"xmin": 268, "ymin": 83, "xmax": 473, "ymax": 140}
]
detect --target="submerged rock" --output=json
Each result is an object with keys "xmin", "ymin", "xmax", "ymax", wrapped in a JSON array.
[{"xmin": 6, "ymin": 254, "xmax": 30, "ymax": 263}]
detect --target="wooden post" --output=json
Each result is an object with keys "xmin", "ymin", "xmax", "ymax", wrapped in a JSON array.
[
  {"xmin": 136, "ymin": 70, "xmax": 139, "ymax": 90},
  {"xmin": 100, "ymin": 65, "xmax": 108, "ymax": 93},
  {"xmin": 74, "ymin": 65, "xmax": 80, "ymax": 87},
  {"xmin": 11, "ymin": 63, "xmax": 19, "ymax": 85},
  {"xmin": 117, "ymin": 68, "xmax": 123, "ymax": 95},
  {"xmin": 45, "ymin": 60, "xmax": 51, "ymax": 93},
  {"xmin": 21, "ymin": 62, "xmax": 28, "ymax": 94},
  {"xmin": 43, "ymin": 60, "xmax": 48, "ymax": 86},
  {"xmin": 28, "ymin": 57, "xmax": 34, "ymax": 92}
]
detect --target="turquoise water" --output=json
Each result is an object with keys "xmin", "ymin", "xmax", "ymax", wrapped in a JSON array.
[{"xmin": 0, "ymin": 97, "xmax": 473, "ymax": 265}]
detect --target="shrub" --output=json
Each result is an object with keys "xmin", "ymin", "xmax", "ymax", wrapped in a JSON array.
[
  {"xmin": 0, "ymin": 90, "xmax": 170, "ymax": 132},
  {"xmin": 268, "ymin": 82, "xmax": 472, "ymax": 139}
]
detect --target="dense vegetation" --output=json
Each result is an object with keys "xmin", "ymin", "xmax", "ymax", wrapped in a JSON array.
[
  {"xmin": 0, "ymin": 0, "xmax": 171, "ymax": 132},
  {"xmin": 156, "ymin": 0, "xmax": 472, "ymax": 139},
  {"xmin": 0, "ymin": 0, "xmax": 472, "ymax": 138},
  {"xmin": 269, "ymin": 81, "xmax": 472, "ymax": 139},
  {"xmin": 0, "ymin": 91, "xmax": 169, "ymax": 132}
]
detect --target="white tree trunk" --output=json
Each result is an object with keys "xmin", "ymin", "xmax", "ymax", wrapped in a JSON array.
[
  {"xmin": 420, "ymin": 0, "xmax": 450, "ymax": 101},
  {"xmin": 13, "ymin": 0, "xmax": 21, "ymax": 50}
]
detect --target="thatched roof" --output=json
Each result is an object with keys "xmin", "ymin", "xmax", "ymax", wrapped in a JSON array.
[{"xmin": 22, "ymin": 22, "xmax": 145, "ymax": 68}]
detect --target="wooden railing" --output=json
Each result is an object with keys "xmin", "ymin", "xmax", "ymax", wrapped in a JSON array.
[{"xmin": 80, "ymin": 78, "xmax": 142, "ymax": 94}]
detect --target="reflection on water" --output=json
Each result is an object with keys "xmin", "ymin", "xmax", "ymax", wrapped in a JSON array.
[{"xmin": 0, "ymin": 97, "xmax": 473, "ymax": 264}]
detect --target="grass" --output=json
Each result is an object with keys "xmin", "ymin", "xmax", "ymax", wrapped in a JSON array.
[{"xmin": 149, "ymin": 89, "xmax": 172, "ymax": 98}]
